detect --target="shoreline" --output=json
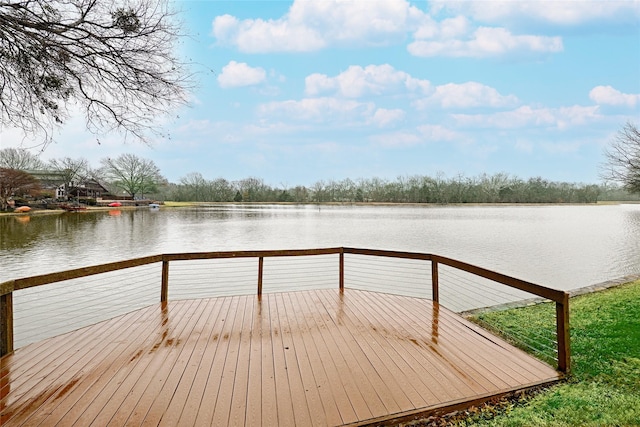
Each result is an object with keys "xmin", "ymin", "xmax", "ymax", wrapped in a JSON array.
[
  {"xmin": 1, "ymin": 199, "xmax": 638, "ymax": 218},
  {"xmin": 461, "ymin": 273, "xmax": 640, "ymax": 317}
]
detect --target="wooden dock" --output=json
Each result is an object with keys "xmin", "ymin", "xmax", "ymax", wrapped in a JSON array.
[{"xmin": 0, "ymin": 289, "xmax": 561, "ymax": 426}]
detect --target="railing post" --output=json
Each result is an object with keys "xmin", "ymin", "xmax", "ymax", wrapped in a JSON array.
[
  {"xmin": 339, "ymin": 250, "xmax": 344, "ymax": 292},
  {"xmin": 0, "ymin": 292, "xmax": 14, "ymax": 357},
  {"xmin": 258, "ymin": 257, "xmax": 264, "ymax": 297},
  {"xmin": 431, "ymin": 260, "xmax": 439, "ymax": 303},
  {"xmin": 161, "ymin": 260, "xmax": 169, "ymax": 303},
  {"xmin": 556, "ymin": 293, "xmax": 570, "ymax": 373}
]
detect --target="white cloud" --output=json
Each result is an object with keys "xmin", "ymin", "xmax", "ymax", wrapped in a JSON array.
[
  {"xmin": 589, "ymin": 86, "xmax": 640, "ymax": 108},
  {"xmin": 217, "ymin": 61, "xmax": 267, "ymax": 88},
  {"xmin": 416, "ymin": 124, "xmax": 460, "ymax": 141},
  {"xmin": 371, "ymin": 131, "xmax": 423, "ymax": 148},
  {"xmin": 414, "ymin": 81, "xmax": 519, "ymax": 109},
  {"xmin": 258, "ymin": 97, "xmax": 375, "ymax": 123},
  {"xmin": 431, "ymin": 0, "xmax": 640, "ymax": 26},
  {"xmin": 212, "ymin": 0, "xmax": 423, "ymax": 53},
  {"xmin": 212, "ymin": 0, "xmax": 568, "ymax": 60},
  {"xmin": 453, "ymin": 105, "xmax": 601, "ymax": 129},
  {"xmin": 370, "ymin": 124, "xmax": 464, "ymax": 148},
  {"xmin": 305, "ymin": 64, "xmax": 431, "ymax": 98},
  {"xmin": 408, "ymin": 26, "xmax": 563, "ymax": 58},
  {"xmin": 369, "ymin": 108, "xmax": 405, "ymax": 127}
]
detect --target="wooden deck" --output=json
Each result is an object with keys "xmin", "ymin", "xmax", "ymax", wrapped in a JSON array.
[{"xmin": 0, "ymin": 289, "xmax": 561, "ymax": 426}]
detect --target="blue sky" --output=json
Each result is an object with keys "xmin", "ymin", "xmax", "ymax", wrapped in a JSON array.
[{"xmin": 1, "ymin": 0, "xmax": 639, "ymax": 186}]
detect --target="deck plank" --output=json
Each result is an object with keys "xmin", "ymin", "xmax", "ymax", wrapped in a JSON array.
[
  {"xmin": 273, "ymin": 292, "xmax": 314, "ymax": 427},
  {"xmin": 351, "ymin": 290, "xmax": 478, "ymax": 401},
  {"xmin": 71, "ymin": 299, "xmax": 195, "ymax": 426},
  {"xmin": 173, "ymin": 296, "xmax": 234, "ymax": 427},
  {"xmin": 155, "ymin": 297, "xmax": 226, "ymax": 426},
  {"xmin": 289, "ymin": 291, "xmax": 343, "ymax": 426},
  {"xmin": 22, "ymin": 305, "xmax": 161, "ymax": 426},
  {"xmin": 313, "ymin": 290, "xmax": 427, "ymax": 410},
  {"xmin": 0, "ymin": 306, "xmax": 152, "ymax": 426},
  {"xmin": 266, "ymin": 293, "xmax": 296, "ymax": 427},
  {"xmin": 310, "ymin": 291, "xmax": 407, "ymax": 416},
  {"xmin": 296, "ymin": 292, "xmax": 359, "ymax": 425},
  {"xmin": 258, "ymin": 297, "xmax": 278, "ymax": 427},
  {"xmin": 0, "ymin": 289, "xmax": 561, "ymax": 427},
  {"xmin": 360, "ymin": 292, "xmax": 508, "ymax": 393},
  {"xmin": 137, "ymin": 298, "xmax": 217, "ymax": 426}
]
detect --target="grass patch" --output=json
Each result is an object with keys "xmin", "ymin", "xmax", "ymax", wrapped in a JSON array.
[
  {"xmin": 447, "ymin": 280, "xmax": 640, "ymax": 426},
  {"xmin": 162, "ymin": 201, "xmax": 196, "ymax": 207}
]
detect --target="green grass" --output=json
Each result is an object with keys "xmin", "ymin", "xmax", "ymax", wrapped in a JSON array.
[{"xmin": 456, "ymin": 280, "xmax": 640, "ymax": 427}]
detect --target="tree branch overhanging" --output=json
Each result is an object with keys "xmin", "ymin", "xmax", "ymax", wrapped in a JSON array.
[{"xmin": 0, "ymin": 0, "xmax": 192, "ymax": 148}]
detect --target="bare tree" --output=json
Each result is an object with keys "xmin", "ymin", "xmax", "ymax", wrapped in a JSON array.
[
  {"xmin": 180, "ymin": 172, "xmax": 208, "ymax": 202},
  {"xmin": 0, "ymin": 147, "xmax": 43, "ymax": 170},
  {"xmin": 101, "ymin": 153, "xmax": 162, "ymax": 199},
  {"xmin": 0, "ymin": 167, "xmax": 39, "ymax": 210},
  {"xmin": 602, "ymin": 122, "xmax": 640, "ymax": 194},
  {"xmin": 0, "ymin": 0, "xmax": 191, "ymax": 147},
  {"xmin": 48, "ymin": 157, "xmax": 90, "ymax": 200}
]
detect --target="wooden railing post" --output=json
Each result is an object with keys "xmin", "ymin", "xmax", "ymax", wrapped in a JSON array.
[
  {"xmin": 258, "ymin": 257, "xmax": 264, "ymax": 297},
  {"xmin": 339, "ymin": 250, "xmax": 344, "ymax": 292},
  {"xmin": 0, "ymin": 292, "xmax": 14, "ymax": 357},
  {"xmin": 431, "ymin": 260, "xmax": 439, "ymax": 303},
  {"xmin": 161, "ymin": 260, "xmax": 169, "ymax": 303},
  {"xmin": 556, "ymin": 293, "xmax": 571, "ymax": 373}
]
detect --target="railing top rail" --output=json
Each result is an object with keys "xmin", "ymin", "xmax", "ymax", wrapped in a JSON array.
[
  {"xmin": 343, "ymin": 247, "xmax": 567, "ymax": 303},
  {"xmin": 343, "ymin": 247, "xmax": 432, "ymax": 261},
  {"xmin": 1, "ymin": 247, "xmax": 566, "ymax": 303},
  {"xmin": 6, "ymin": 255, "xmax": 164, "ymax": 293},
  {"xmin": 430, "ymin": 254, "xmax": 567, "ymax": 303},
  {"xmin": 162, "ymin": 247, "xmax": 343, "ymax": 262}
]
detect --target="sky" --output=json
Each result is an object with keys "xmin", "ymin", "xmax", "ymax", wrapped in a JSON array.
[{"xmin": 1, "ymin": 0, "xmax": 639, "ymax": 186}]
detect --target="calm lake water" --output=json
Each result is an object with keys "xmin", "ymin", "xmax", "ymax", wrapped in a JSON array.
[
  {"xmin": 2, "ymin": 204, "xmax": 640, "ymax": 290},
  {"xmin": 3, "ymin": 204, "xmax": 640, "ymax": 347}
]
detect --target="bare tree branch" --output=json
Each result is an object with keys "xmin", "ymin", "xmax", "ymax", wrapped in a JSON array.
[
  {"xmin": 0, "ymin": 147, "xmax": 44, "ymax": 169},
  {"xmin": 0, "ymin": 0, "xmax": 192, "ymax": 148},
  {"xmin": 601, "ymin": 122, "xmax": 640, "ymax": 195}
]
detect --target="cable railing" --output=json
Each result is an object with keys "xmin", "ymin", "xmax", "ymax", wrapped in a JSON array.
[{"xmin": 0, "ymin": 247, "xmax": 570, "ymax": 373}]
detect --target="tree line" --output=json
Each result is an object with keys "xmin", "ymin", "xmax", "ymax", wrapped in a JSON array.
[
  {"xmin": 166, "ymin": 173, "xmax": 637, "ymax": 204},
  {"xmin": 1, "ymin": 144, "xmax": 638, "ymax": 211}
]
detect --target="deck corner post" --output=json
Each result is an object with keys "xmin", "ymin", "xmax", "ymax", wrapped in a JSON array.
[
  {"xmin": 556, "ymin": 292, "xmax": 570, "ymax": 374},
  {"xmin": 1, "ymin": 292, "xmax": 14, "ymax": 357},
  {"xmin": 431, "ymin": 259, "xmax": 439, "ymax": 303},
  {"xmin": 339, "ymin": 250, "xmax": 345, "ymax": 292},
  {"xmin": 258, "ymin": 257, "xmax": 264, "ymax": 297},
  {"xmin": 161, "ymin": 259, "xmax": 170, "ymax": 303}
]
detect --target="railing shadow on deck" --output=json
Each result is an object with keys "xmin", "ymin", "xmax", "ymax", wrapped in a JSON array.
[{"xmin": 0, "ymin": 247, "xmax": 570, "ymax": 373}]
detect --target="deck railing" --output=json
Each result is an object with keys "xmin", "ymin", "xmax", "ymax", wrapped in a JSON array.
[{"xmin": 0, "ymin": 247, "xmax": 570, "ymax": 373}]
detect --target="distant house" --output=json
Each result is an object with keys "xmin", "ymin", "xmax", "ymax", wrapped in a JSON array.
[
  {"xmin": 27, "ymin": 170, "xmax": 113, "ymax": 200},
  {"xmin": 26, "ymin": 170, "xmax": 66, "ymax": 198},
  {"xmin": 68, "ymin": 178, "xmax": 112, "ymax": 199}
]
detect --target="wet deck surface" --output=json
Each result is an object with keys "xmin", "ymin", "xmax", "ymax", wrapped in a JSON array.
[{"xmin": 0, "ymin": 289, "xmax": 561, "ymax": 426}]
